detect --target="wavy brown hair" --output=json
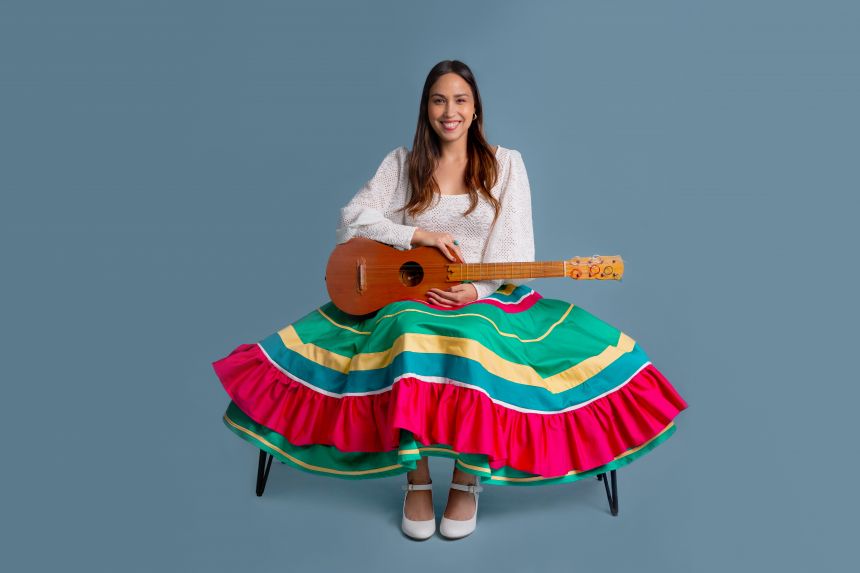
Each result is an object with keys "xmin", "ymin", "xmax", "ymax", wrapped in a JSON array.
[{"xmin": 400, "ymin": 60, "xmax": 501, "ymax": 222}]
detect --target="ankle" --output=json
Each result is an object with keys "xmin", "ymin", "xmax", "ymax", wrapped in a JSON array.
[{"xmin": 407, "ymin": 469, "xmax": 431, "ymax": 484}]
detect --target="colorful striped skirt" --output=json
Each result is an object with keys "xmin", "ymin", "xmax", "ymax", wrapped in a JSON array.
[{"xmin": 212, "ymin": 284, "xmax": 688, "ymax": 486}]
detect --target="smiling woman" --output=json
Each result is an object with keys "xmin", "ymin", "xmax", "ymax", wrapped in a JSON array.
[{"xmin": 212, "ymin": 59, "xmax": 688, "ymax": 542}]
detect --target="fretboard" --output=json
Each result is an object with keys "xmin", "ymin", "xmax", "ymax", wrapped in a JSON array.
[{"xmin": 448, "ymin": 261, "xmax": 566, "ymax": 282}]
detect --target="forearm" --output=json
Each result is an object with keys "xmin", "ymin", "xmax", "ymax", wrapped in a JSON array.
[{"xmin": 336, "ymin": 207, "xmax": 417, "ymax": 250}]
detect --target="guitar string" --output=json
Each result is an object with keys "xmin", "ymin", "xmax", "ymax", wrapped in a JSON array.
[
  {"xmin": 348, "ymin": 266, "xmax": 570, "ymax": 277},
  {"xmin": 339, "ymin": 262, "xmax": 579, "ymax": 279},
  {"xmin": 336, "ymin": 263, "xmax": 569, "ymax": 270},
  {"xmin": 349, "ymin": 265, "xmax": 611, "ymax": 279},
  {"xmin": 332, "ymin": 261, "xmax": 608, "ymax": 269}
]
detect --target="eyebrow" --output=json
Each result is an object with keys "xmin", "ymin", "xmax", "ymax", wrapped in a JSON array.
[{"xmin": 430, "ymin": 93, "xmax": 471, "ymax": 98}]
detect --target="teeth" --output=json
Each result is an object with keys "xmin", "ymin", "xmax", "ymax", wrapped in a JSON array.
[{"xmin": 443, "ymin": 121, "xmax": 460, "ymax": 128}]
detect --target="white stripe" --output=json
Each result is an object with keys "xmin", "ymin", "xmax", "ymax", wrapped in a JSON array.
[{"xmin": 256, "ymin": 343, "xmax": 650, "ymax": 415}]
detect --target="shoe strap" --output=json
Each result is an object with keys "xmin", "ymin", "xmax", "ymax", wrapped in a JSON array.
[
  {"xmin": 449, "ymin": 482, "xmax": 483, "ymax": 494},
  {"xmin": 402, "ymin": 483, "xmax": 433, "ymax": 491}
]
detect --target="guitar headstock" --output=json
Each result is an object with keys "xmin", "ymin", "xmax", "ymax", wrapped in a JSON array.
[{"xmin": 564, "ymin": 255, "xmax": 624, "ymax": 280}]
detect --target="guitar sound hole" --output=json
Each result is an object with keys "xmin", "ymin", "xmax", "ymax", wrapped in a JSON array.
[{"xmin": 399, "ymin": 261, "xmax": 424, "ymax": 287}]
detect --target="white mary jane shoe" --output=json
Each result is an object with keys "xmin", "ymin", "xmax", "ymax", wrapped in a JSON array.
[
  {"xmin": 401, "ymin": 480, "xmax": 435, "ymax": 540},
  {"xmin": 439, "ymin": 477, "xmax": 483, "ymax": 539}
]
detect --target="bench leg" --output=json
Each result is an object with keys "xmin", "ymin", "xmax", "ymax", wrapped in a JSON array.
[
  {"xmin": 596, "ymin": 470, "xmax": 619, "ymax": 516},
  {"xmin": 254, "ymin": 448, "xmax": 616, "ymax": 512},
  {"xmin": 256, "ymin": 450, "xmax": 274, "ymax": 497}
]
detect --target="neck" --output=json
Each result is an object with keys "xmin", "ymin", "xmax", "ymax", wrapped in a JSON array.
[
  {"xmin": 438, "ymin": 139, "xmax": 469, "ymax": 162},
  {"xmin": 447, "ymin": 261, "xmax": 566, "ymax": 282}
]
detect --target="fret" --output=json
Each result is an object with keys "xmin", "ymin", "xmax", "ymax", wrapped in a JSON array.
[{"xmin": 459, "ymin": 261, "xmax": 566, "ymax": 280}]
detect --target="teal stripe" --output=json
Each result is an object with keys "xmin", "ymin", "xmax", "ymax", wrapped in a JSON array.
[
  {"xmin": 259, "ymin": 331, "xmax": 651, "ymax": 411},
  {"xmin": 483, "ymin": 284, "xmax": 536, "ymax": 304}
]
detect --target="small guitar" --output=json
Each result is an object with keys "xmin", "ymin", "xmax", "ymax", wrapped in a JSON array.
[{"xmin": 325, "ymin": 237, "xmax": 624, "ymax": 316}]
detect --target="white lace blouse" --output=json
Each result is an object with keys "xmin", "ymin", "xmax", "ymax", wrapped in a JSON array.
[{"xmin": 335, "ymin": 145, "xmax": 535, "ymax": 300}]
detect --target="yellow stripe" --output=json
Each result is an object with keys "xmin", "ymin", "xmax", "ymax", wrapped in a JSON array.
[
  {"xmin": 455, "ymin": 458, "xmax": 493, "ymax": 475},
  {"xmin": 374, "ymin": 304, "xmax": 574, "ymax": 343},
  {"xmin": 396, "ymin": 446, "xmax": 455, "ymax": 455},
  {"xmin": 278, "ymin": 325, "xmax": 636, "ymax": 394},
  {"xmin": 279, "ymin": 325, "xmax": 352, "ymax": 374},
  {"xmin": 224, "ymin": 414, "xmax": 404, "ymax": 476},
  {"xmin": 317, "ymin": 308, "xmax": 371, "ymax": 335},
  {"xmin": 417, "ymin": 446, "xmax": 454, "ymax": 454}
]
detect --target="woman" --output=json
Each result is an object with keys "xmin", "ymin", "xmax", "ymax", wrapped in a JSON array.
[{"xmin": 212, "ymin": 60, "xmax": 688, "ymax": 541}]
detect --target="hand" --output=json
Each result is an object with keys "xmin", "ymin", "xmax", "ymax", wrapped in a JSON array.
[
  {"xmin": 426, "ymin": 283, "xmax": 478, "ymax": 308},
  {"xmin": 411, "ymin": 229, "xmax": 464, "ymax": 262}
]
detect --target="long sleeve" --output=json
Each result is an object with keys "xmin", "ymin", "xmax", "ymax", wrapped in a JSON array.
[
  {"xmin": 471, "ymin": 150, "xmax": 536, "ymax": 300},
  {"xmin": 335, "ymin": 147, "xmax": 418, "ymax": 251}
]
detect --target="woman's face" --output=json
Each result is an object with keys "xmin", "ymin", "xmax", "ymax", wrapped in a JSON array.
[{"xmin": 426, "ymin": 72, "xmax": 476, "ymax": 145}]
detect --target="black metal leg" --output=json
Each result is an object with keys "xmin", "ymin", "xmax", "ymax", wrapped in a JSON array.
[
  {"xmin": 596, "ymin": 470, "xmax": 619, "ymax": 516},
  {"xmin": 256, "ymin": 450, "xmax": 274, "ymax": 496},
  {"xmin": 253, "ymin": 446, "xmax": 617, "ymax": 512}
]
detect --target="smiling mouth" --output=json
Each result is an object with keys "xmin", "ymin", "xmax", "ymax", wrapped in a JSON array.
[{"xmin": 441, "ymin": 120, "xmax": 461, "ymax": 130}]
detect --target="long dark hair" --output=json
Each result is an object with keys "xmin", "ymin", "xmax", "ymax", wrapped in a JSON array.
[{"xmin": 401, "ymin": 60, "xmax": 501, "ymax": 222}]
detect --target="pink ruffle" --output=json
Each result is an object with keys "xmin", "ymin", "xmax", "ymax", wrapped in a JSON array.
[{"xmin": 213, "ymin": 343, "xmax": 687, "ymax": 477}]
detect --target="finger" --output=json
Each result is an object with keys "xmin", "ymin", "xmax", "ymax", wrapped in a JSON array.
[
  {"xmin": 426, "ymin": 292, "xmax": 455, "ymax": 307},
  {"xmin": 427, "ymin": 289, "xmax": 452, "ymax": 299},
  {"xmin": 430, "ymin": 288, "xmax": 462, "ymax": 303},
  {"xmin": 442, "ymin": 236, "xmax": 457, "ymax": 260},
  {"xmin": 452, "ymin": 244, "xmax": 465, "ymax": 262},
  {"xmin": 429, "ymin": 288, "xmax": 459, "ymax": 301},
  {"xmin": 428, "ymin": 289, "xmax": 460, "ymax": 303},
  {"xmin": 428, "ymin": 294, "xmax": 456, "ymax": 306},
  {"xmin": 436, "ymin": 242, "xmax": 454, "ymax": 261}
]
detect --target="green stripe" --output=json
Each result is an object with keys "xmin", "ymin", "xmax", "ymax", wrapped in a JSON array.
[
  {"xmin": 296, "ymin": 299, "xmax": 623, "ymax": 379},
  {"xmin": 260, "ymin": 335, "xmax": 651, "ymax": 411},
  {"xmin": 223, "ymin": 401, "xmax": 677, "ymax": 487}
]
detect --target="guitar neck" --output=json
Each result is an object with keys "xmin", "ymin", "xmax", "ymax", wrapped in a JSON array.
[{"xmin": 448, "ymin": 261, "xmax": 566, "ymax": 282}]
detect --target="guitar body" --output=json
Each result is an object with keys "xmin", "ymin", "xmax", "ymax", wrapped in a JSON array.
[
  {"xmin": 325, "ymin": 237, "xmax": 624, "ymax": 316},
  {"xmin": 325, "ymin": 238, "xmax": 458, "ymax": 316}
]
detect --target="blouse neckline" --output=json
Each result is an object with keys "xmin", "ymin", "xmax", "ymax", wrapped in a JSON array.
[{"xmin": 437, "ymin": 144, "xmax": 504, "ymax": 198}]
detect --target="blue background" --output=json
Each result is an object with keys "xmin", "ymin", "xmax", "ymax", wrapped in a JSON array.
[{"xmin": 2, "ymin": 1, "xmax": 856, "ymax": 571}]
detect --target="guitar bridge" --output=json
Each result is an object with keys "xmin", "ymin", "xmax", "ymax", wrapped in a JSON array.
[{"xmin": 356, "ymin": 257, "xmax": 367, "ymax": 294}]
